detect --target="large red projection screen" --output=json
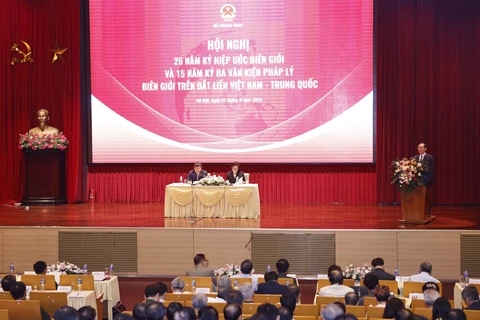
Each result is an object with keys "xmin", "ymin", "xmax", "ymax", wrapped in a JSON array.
[{"xmin": 89, "ymin": 0, "xmax": 373, "ymax": 163}]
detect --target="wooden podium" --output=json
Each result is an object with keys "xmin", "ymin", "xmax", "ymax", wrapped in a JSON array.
[
  {"xmin": 399, "ymin": 186, "xmax": 435, "ymax": 224},
  {"xmin": 22, "ymin": 149, "xmax": 67, "ymax": 206}
]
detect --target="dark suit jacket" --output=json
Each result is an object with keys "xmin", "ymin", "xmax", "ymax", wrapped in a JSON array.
[
  {"xmin": 466, "ymin": 301, "xmax": 480, "ymax": 310},
  {"xmin": 226, "ymin": 170, "xmax": 245, "ymax": 184},
  {"xmin": 370, "ymin": 268, "xmax": 396, "ymax": 281},
  {"xmin": 413, "ymin": 153, "xmax": 435, "ymax": 186},
  {"xmin": 256, "ymin": 281, "xmax": 288, "ymax": 294},
  {"xmin": 186, "ymin": 170, "xmax": 208, "ymax": 182}
]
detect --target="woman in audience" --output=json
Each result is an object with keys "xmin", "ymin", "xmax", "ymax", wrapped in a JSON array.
[
  {"xmin": 432, "ymin": 297, "xmax": 451, "ymax": 320},
  {"xmin": 374, "ymin": 285, "xmax": 390, "ymax": 307},
  {"xmin": 383, "ymin": 297, "xmax": 405, "ymax": 318}
]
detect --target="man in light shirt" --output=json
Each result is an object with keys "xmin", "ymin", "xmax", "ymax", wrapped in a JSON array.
[
  {"xmin": 231, "ymin": 259, "xmax": 258, "ymax": 291},
  {"xmin": 318, "ymin": 270, "xmax": 354, "ymax": 296},
  {"xmin": 408, "ymin": 262, "xmax": 440, "ymax": 283}
]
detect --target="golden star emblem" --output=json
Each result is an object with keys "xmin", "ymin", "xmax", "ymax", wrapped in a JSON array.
[{"xmin": 47, "ymin": 41, "xmax": 68, "ymax": 64}]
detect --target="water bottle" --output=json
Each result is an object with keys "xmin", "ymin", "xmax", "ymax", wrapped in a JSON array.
[
  {"xmin": 77, "ymin": 277, "xmax": 82, "ymax": 291},
  {"xmin": 267, "ymin": 265, "xmax": 271, "ymax": 272},
  {"xmin": 192, "ymin": 279, "xmax": 196, "ymax": 292},
  {"xmin": 234, "ymin": 280, "xmax": 239, "ymax": 289},
  {"xmin": 109, "ymin": 263, "xmax": 114, "ymax": 276},
  {"xmin": 395, "ymin": 268, "xmax": 399, "ymax": 281},
  {"xmin": 9, "ymin": 262, "xmax": 14, "ymax": 274},
  {"xmin": 40, "ymin": 276, "xmax": 45, "ymax": 291},
  {"xmin": 83, "ymin": 263, "xmax": 88, "ymax": 274},
  {"xmin": 180, "ymin": 176, "xmax": 183, "ymax": 183},
  {"xmin": 464, "ymin": 270, "xmax": 469, "ymax": 284},
  {"xmin": 286, "ymin": 280, "xmax": 290, "ymax": 287}
]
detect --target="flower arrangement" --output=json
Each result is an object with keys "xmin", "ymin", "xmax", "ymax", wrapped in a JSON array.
[
  {"xmin": 214, "ymin": 263, "xmax": 241, "ymax": 277},
  {"xmin": 343, "ymin": 263, "xmax": 372, "ymax": 280},
  {"xmin": 18, "ymin": 133, "xmax": 69, "ymax": 151},
  {"xmin": 390, "ymin": 158, "xmax": 427, "ymax": 191},
  {"xmin": 49, "ymin": 261, "xmax": 83, "ymax": 274},
  {"xmin": 194, "ymin": 175, "xmax": 227, "ymax": 186}
]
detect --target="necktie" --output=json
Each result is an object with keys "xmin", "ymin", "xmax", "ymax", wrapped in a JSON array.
[{"xmin": 420, "ymin": 155, "xmax": 424, "ymax": 162}]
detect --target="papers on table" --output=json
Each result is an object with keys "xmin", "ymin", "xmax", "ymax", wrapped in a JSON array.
[
  {"xmin": 68, "ymin": 291, "xmax": 90, "ymax": 298},
  {"xmin": 58, "ymin": 286, "xmax": 72, "ymax": 293},
  {"xmin": 92, "ymin": 272, "xmax": 106, "ymax": 281}
]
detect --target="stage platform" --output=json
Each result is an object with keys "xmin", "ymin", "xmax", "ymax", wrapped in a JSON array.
[{"xmin": 0, "ymin": 203, "xmax": 479, "ymax": 229}]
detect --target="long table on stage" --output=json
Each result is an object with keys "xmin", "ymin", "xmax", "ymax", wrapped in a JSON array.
[{"xmin": 164, "ymin": 183, "xmax": 260, "ymax": 219}]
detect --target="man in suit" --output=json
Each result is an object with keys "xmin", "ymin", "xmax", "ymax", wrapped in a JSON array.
[
  {"xmin": 462, "ymin": 285, "xmax": 480, "ymax": 310},
  {"xmin": 226, "ymin": 161, "xmax": 245, "ymax": 184},
  {"xmin": 370, "ymin": 257, "xmax": 396, "ymax": 280},
  {"xmin": 358, "ymin": 273, "xmax": 379, "ymax": 306},
  {"xmin": 10, "ymin": 281, "xmax": 51, "ymax": 320},
  {"xmin": 413, "ymin": 142, "xmax": 435, "ymax": 186},
  {"xmin": 408, "ymin": 262, "xmax": 440, "ymax": 283},
  {"xmin": 186, "ymin": 162, "xmax": 208, "ymax": 183},
  {"xmin": 256, "ymin": 271, "xmax": 288, "ymax": 294},
  {"xmin": 276, "ymin": 258, "xmax": 297, "ymax": 286},
  {"xmin": 186, "ymin": 253, "xmax": 217, "ymax": 288}
]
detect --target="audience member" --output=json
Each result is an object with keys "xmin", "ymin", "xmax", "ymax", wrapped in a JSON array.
[
  {"xmin": 345, "ymin": 292, "xmax": 359, "ymax": 306},
  {"xmin": 374, "ymin": 285, "xmax": 390, "ymax": 307},
  {"xmin": 333, "ymin": 301, "xmax": 346, "ymax": 314},
  {"xmin": 410, "ymin": 316, "xmax": 429, "ymax": 320},
  {"xmin": 287, "ymin": 285, "xmax": 301, "ymax": 304},
  {"xmin": 432, "ymin": 297, "xmax": 452, "ymax": 320},
  {"xmin": 238, "ymin": 283, "xmax": 255, "ymax": 303},
  {"xmin": 393, "ymin": 308, "xmax": 412, "ymax": 320},
  {"xmin": 461, "ymin": 285, "xmax": 480, "ymax": 310},
  {"xmin": 278, "ymin": 307, "xmax": 293, "ymax": 320},
  {"xmin": 198, "ymin": 306, "xmax": 219, "ymax": 320},
  {"xmin": 54, "ymin": 306, "xmax": 79, "ymax": 320},
  {"xmin": 328, "ymin": 265, "xmax": 343, "ymax": 274},
  {"xmin": 257, "ymin": 303, "xmax": 280, "ymax": 320},
  {"xmin": 78, "ymin": 306, "xmax": 96, "ymax": 320},
  {"xmin": 257, "ymin": 271, "xmax": 288, "ymax": 294},
  {"xmin": 33, "ymin": 261, "xmax": 48, "ymax": 274},
  {"xmin": 192, "ymin": 293, "xmax": 208, "ymax": 312},
  {"xmin": 187, "ymin": 253, "xmax": 217, "ymax": 288},
  {"xmin": 408, "ymin": 262, "xmax": 439, "ymax": 283},
  {"xmin": 155, "ymin": 282, "xmax": 168, "ymax": 302},
  {"xmin": 370, "ymin": 258, "xmax": 395, "ymax": 280},
  {"xmin": 146, "ymin": 302, "xmax": 168, "ymax": 320},
  {"xmin": 1, "ymin": 275, "xmax": 16, "ymax": 291},
  {"xmin": 276, "ymin": 259, "xmax": 297, "ymax": 286},
  {"xmin": 10, "ymin": 281, "xmax": 50, "ymax": 320},
  {"xmin": 232, "ymin": 259, "xmax": 258, "ymax": 290},
  {"xmin": 447, "ymin": 309, "xmax": 466, "ymax": 320},
  {"xmin": 207, "ymin": 275, "xmax": 232, "ymax": 302},
  {"xmin": 144, "ymin": 284, "xmax": 160, "ymax": 303},
  {"xmin": 321, "ymin": 303, "xmax": 345, "ymax": 320},
  {"xmin": 226, "ymin": 290, "xmax": 244, "ymax": 305},
  {"xmin": 249, "ymin": 314, "xmax": 268, "ymax": 320},
  {"xmin": 422, "ymin": 282, "xmax": 440, "ymax": 293},
  {"xmin": 423, "ymin": 289, "xmax": 440, "ymax": 308},
  {"xmin": 358, "ymin": 273, "xmax": 379, "ymax": 306},
  {"xmin": 171, "ymin": 277, "xmax": 186, "ymax": 293},
  {"xmin": 280, "ymin": 291, "xmax": 297, "ymax": 313},
  {"xmin": 133, "ymin": 302, "xmax": 148, "ymax": 320},
  {"xmin": 334, "ymin": 315, "xmax": 359, "ymax": 320},
  {"xmin": 319, "ymin": 270, "xmax": 354, "ymax": 296},
  {"xmin": 224, "ymin": 303, "xmax": 242, "ymax": 320},
  {"xmin": 382, "ymin": 297, "xmax": 404, "ymax": 318},
  {"xmin": 167, "ymin": 302, "xmax": 184, "ymax": 320},
  {"xmin": 114, "ymin": 314, "xmax": 135, "ymax": 320}
]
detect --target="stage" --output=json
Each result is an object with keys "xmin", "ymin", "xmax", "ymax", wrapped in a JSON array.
[{"xmin": 1, "ymin": 203, "xmax": 479, "ymax": 229}]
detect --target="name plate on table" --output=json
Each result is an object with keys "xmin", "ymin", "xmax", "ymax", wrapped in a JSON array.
[
  {"xmin": 58, "ymin": 286, "xmax": 72, "ymax": 293},
  {"xmin": 24, "ymin": 271, "xmax": 37, "ymax": 275},
  {"xmin": 195, "ymin": 288, "xmax": 211, "ymax": 293},
  {"xmin": 469, "ymin": 279, "xmax": 480, "ymax": 284},
  {"xmin": 69, "ymin": 291, "xmax": 89, "ymax": 298},
  {"xmin": 400, "ymin": 276, "xmax": 410, "ymax": 282},
  {"xmin": 318, "ymin": 274, "xmax": 328, "ymax": 279},
  {"xmin": 409, "ymin": 293, "xmax": 424, "ymax": 300},
  {"xmin": 92, "ymin": 272, "xmax": 106, "ymax": 281}
]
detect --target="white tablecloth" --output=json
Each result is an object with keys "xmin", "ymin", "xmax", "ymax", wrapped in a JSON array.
[
  {"xmin": 165, "ymin": 184, "xmax": 260, "ymax": 218},
  {"xmin": 95, "ymin": 277, "xmax": 121, "ymax": 320},
  {"xmin": 67, "ymin": 290, "xmax": 97, "ymax": 313}
]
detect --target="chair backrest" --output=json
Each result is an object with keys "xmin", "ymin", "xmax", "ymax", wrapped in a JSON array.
[
  {"xmin": 346, "ymin": 305, "xmax": 367, "ymax": 318},
  {"xmin": 242, "ymin": 303, "xmax": 261, "ymax": 316},
  {"xmin": 165, "ymin": 293, "xmax": 194, "ymax": 303},
  {"xmin": 411, "ymin": 299, "xmax": 427, "ymax": 309},
  {"xmin": 59, "ymin": 275, "xmax": 95, "ymax": 290},
  {"xmin": 0, "ymin": 309, "xmax": 8, "ymax": 320},
  {"xmin": 343, "ymin": 279, "xmax": 364, "ymax": 287},
  {"xmin": 179, "ymin": 276, "xmax": 213, "ymax": 289},
  {"xmin": 0, "ymin": 300, "xmax": 42, "ymax": 320},
  {"xmin": 363, "ymin": 296, "xmax": 377, "ymax": 307},
  {"xmin": 254, "ymin": 294, "xmax": 282, "ymax": 304},
  {"xmin": 379, "ymin": 280, "xmax": 398, "ymax": 295},
  {"xmin": 207, "ymin": 302, "xmax": 226, "ymax": 314},
  {"xmin": 0, "ymin": 292, "xmax": 13, "ymax": 300},
  {"xmin": 315, "ymin": 296, "xmax": 345, "ymax": 308},
  {"xmin": 403, "ymin": 281, "xmax": 443, "ymax": 296},
  {"xmin": 464, "ymin": 310, "xmax": 480, "ymax": 320},
  {"xmin": 30, "ymin": 291, "xmax": 68, "ymax": 317},
  {"xmin": 20, "ymin": 275, "xmax": 56, "ymax": 290},
  {"xmin": 123, "ymin": 311, "xmax": 134, "ymax": 316},
  {"xmin": 232, "ymin": 277, "xmax": 252, "ymax": 288},
  {"xmin": 294, "ymin": 316, "xmax": 316, "ymax": 320},
  {"xmin": 278, "ymin": 278, "xmax": 294, "ymax": 286},
  {"xmin": 366, "ymin": 306, "xmax": 385, "ymax": 319},
  {"xmin": 414, "ymin": 308, "xmax": 432, "ymax": 319},
  {"xmin": 294, "ymin": 304, "xmax": 319, "ymax": 317}
]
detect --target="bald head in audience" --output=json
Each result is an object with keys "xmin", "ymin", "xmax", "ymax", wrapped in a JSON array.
[{"xmin": 224, "ymin": 304, "xmax": 242, "ymax": 320}]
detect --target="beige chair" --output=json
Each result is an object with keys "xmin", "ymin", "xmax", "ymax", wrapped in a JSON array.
[
  {"xmin": 366, "ymin": 306, "xmax": 385, "ymax": 319},
  {"xmin": 0, "ymin": 292, "xmax": 13, "ymax": 300},
  {"xmin": 232, "ymin": 277, "xmax": 252, "ymax": 288},
  {"xmin": 411, "ymin": 299, "xmax": 427, "ymax": 309},
  {"xmin": 363, "ymin": 296, "xmax": 377, "ymax": 307},
  {"xmin": 0, "ymin": 309, "xmax": 8, "ymax": 320},
  {"xmin": 379, "ymin": 280, "xmax": 398, "ymax": 295},
  {"xmin": 294, "ymin": 316, "xmax": 316, "ymax": 320},
  {"xmin": 403, "ymin": 281, "xmax": 443, "ymax": 296},
  {"xmin": 315, "ymin": 296, "xmax": 345, "ymax": 309},
  {"xmin": 346, "ymin": 305, "xmax": 367, "ymax": 318},
  {"xmin": 277, "ymin": 278, "xmax": 296, "ymax": 286},
  {"xmin": 242, "ymin": 303, "xmax": 261, "ymax": 316},
  {"xmin": 165, "ymin": 293, "xmax": 194, "ymax": 303},
  {"xmin": 253, "ymin": 294, "xmax": 282, "ymax": 304},
  {"xmin": 294, "ymin": 304, "xmax": 319, "ymax": 317},
  {"xmin": 464, "ymin": 310, "xmax": 480, "ymax": 320},
  {"xmin": 179, "ymin": 276, "xmax": 213, "ymax": 289},
  {"xmin": 59, "ymin": 275, "xmax": 95, "ymax": 290},
  {"xmin": 20, "ymin": 275, "xmax": 56, "ymax": 290},
  {"xmin": 30, "ymin": 291, "xmax": 68, "ymax": 317},
  {"xmin": 207, "ymin": 302, "xmax": 226, "ymax": 315},
  {"xmin": 414, "ymin": 308, "xmax": 432, "ymax": 319},
  {"xmin": 123, "ymin": 311, "xmax": 134, "ymax": 316},
  {"xmin": 0, "ymin": 300, "xmax": 42, "ymax": 320}
]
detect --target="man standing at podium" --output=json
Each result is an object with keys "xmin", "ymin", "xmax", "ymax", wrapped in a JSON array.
[{"xmin": 414, "ymin": 143, "xmax": 434, "ymax": 186}]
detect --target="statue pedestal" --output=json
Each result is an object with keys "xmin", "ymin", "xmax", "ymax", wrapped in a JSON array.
[{"xmin": 22, "ymin": 149, "xmax": 67, "ymax": 206}]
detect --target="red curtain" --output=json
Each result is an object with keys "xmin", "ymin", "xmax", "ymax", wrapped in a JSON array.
[
  {"xmin": 376, "ymin": 0, "xmax": 480, "ymax": 204},
  {"xmin": 0, "ymin": 0, "xmax": 84, "ymax": 203}
]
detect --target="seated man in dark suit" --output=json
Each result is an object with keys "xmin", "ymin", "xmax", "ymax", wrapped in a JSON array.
[
  {"xmin": 276, "ymin": 259, "xmax": 297, "ymax": 286},
  {"xmin": 1, "ymin": 274, "xmax": 16, "ymax": 291},
  {"xmin": 34, "ymin": 260, "xmax": 58, "ymax": 289},
  {"xmin": 10, "ymin": 281, "xmax": 51, "ymax": 320},
  {"xmin": 357, "ymin": 273, "xmax": 379, "ymax": 306},
  {"xmin": 370, "ymin": 257, "xmax": 395, "ymax": 280},
  {"xmin": 462, "ymin": 285, "xmax": 480, "ymax": 310},
  {"xmin": 256, "ymin": 271, "xmax": 288, "ymax": 294},
  {"xmin": 186, "ymin": 162, "xmax": 208, "ymax": 183}
]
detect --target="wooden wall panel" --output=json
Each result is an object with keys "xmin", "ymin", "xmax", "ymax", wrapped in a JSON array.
[
  {"xmin": 336, "ymin": 231, "xmax": 398, "ymax": 275},
  {"xmin": 137, "ymin": 229, "xmax": 193, "ymax": 275},
  {"xmin": 2, "ymin": 228, "xmax": 58, "ymax": 273},
  {"xmin": 193, "ymin": 230, "xmax": 251, "ymax": 270},
  {"xmin": 397, "ymin": 231, "xmax": 460, "ymax": 280}
]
